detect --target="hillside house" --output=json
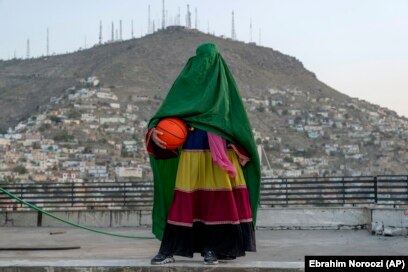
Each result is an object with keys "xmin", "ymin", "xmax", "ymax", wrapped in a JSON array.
[
  {"xmin": 99, "ymin": 117, "xmax": 125, "ymax": 124},
  {"xmin": 94, "ymin": 149, "xmax": 108, "ymax": 155},
  {"xmin": 81, "ymin": 114, "xmax": 97, "ymax": 122},
  {"xmin": 132, "ymin": 95, "xmax": 149, "ymax": 102},
  {"xmin": 87, "ymin": 166, "xmax": 108, "ymax": 178},
  {"xmin": 289, "ymin": 109, "xmax": 302, "ymax": 116},
  {"xmin": 287, "ymin": 89, "xmax": 303, "ymax": 96},
  {"xmin": 342, "ymin": 145, "xmax": 360, "ymax": 155},
  {"xmin": 30, "ymin": 173, "xmax": 48, "ymax": 182},
  {"xmin": 307, "ymin": 131, "xmax": 320, "ymax": 139},
  {"xmin": 268, "ymin": 89, "xmax": 286, "ymax": 95},
  {"xmin": 345, "ymin": 153, "xmax": 364, "ymax": 160},
  {"xmin": 0, "ymin": 139, "xmax": 11, "ymax": 146},
  {"xmin": 62, "ymin": 160, "xmax": 81, "ymax": 170},
  {"xmin": 124, "ymin": 113, "xmax": 137, "ymax": 121},
  {"xmin": 270, "ymin": 99, "xmax": 284, "ymax": 106},
  {"xmin": 285, "ymin": 169, "xmax": 302, "ymax": 177},
  {"xmin": 115, "ymin": 166, "xmax": 143, "ymax": 178},
  {"xmin": 117, "ymin": 126, "xmax": 134, "ymax": 134},
  {"xmin": 123, "ymin": 141, "xmax": 138, "ymax": 152},
  {"xmin": 60, "ymin": 171, "xmax": 83, "ymax": 183},
  {"xmin": 96, "ymin": 92, "xmax": 118, "ymax": 100},
  {"xmin": 110, "ymin": 103, "xmax": 120, "ymax": 109},
  {"xmin": 325, "ymin": 144, "xmax": 339, "ymax": 155}
]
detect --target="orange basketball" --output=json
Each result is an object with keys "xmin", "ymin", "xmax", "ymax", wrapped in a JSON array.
[{"xmin": 156, "ymin": 118, "xmax": 188, "ymax": 150}]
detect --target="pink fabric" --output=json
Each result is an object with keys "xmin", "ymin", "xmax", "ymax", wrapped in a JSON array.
[
  {"xmin": 230, "ymin": 144, "xmax": 250, "ymax": 166},
  {"xmin": 207, "ymin": 132, "xmax": 237, "ymax": 178}
]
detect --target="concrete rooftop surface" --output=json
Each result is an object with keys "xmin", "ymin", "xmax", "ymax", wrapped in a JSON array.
[{"xmin": 0, "ymin": 227, "xmax": 407, "ymax": 271}]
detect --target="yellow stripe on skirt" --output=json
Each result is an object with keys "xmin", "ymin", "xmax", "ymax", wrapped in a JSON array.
[{"xmin": 175, "ymin": 150, "xmax": 247, "ymax": 192}]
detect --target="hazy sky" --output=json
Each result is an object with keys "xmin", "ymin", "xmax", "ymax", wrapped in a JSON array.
[{"xmin": 1, "ymin": 0, "xmax": 407, "ymax": 117}]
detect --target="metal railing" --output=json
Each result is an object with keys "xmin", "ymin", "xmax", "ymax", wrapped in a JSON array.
[
  {"xmin": 1, "ymin": 175, "xmax": 407, "ymax": 211},
  {"xmin": 0, "ymin": 182, "xmax": 153, "ymax": 211},
  {"xmin": 260, "ymin": 175, "xmax": 408, "ymax": 207}
]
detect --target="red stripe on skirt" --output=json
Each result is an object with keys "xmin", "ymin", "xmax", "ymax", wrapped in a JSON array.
[{"xmin": 167, "ymin": 188, "xmax": 253, "ymax": 226}]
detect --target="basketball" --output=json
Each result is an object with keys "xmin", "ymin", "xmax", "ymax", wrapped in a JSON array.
[{"xmin": 156, "ymin": 118, "xmax": 188, "ymax": 150}]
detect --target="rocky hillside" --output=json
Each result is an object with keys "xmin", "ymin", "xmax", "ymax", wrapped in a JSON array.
[
  {"xmin": 0, "ymin": 26, "xmax": 346, "ymax": 131},
  {"xmin": 1, "ymin": 26, "xmax": 407, "ymax": 177}
]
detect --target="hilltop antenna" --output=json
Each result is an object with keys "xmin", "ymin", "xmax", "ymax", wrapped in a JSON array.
[
  {"xmin": 177, "ymin": 7, "xmax": 181, "ymax": 25},
  {"xmin": 14, "ymin": 49, "xmax": 16, "ymax": 59},
  {"xmin": 111, "ymin": 21, "xmax": 114, "ymax": 41},
  {"xmin": 119, "ymin": 20, "xmax": 122, "ymax": 40},
  {"xmin": 131, "ymin": 20, "xmax": 134, "ymax": 38},
  {"xmin": 26, "ymin": 39, "xmax": 30, "ymax": 59},
  {"xmin": 207, "ymin": 21, "xmax": 209, "ymax": 34},
  {"xmin": 162, "ymin": 0, "xmax": 165, "ymax": 29},
  {"xmin": 195, "ymin": 8, "xmax": 197, "ymax": 29},
  {"xmin": 115, "ymin": 29, "xmax": 118, "ymax": 40},
  {"xmin": 249, "ymin": 18, "xmax": 252, "ymax": 42},
  {"xmin": 231, "ymin": 11, "xmax": 237, "ymax": 40},
  {"xmin": 186, "ymin": 5, "xmax": 191, "ymax": 28},
  {"xmin": 99, "ymin": 21, "xmax": 102, "ymax": 44},
  {"xmin": 46, "ymin": 27, "xmax": 49, "ymax": 56},
  {"xmin": 148, "ymin": 5, "xmax": 151, "ymax": 33}
]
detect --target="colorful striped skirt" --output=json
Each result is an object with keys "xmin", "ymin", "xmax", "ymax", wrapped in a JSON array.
[{"xmin": 158, "ymin": 128, "xmax": 256, "ymax": 258}]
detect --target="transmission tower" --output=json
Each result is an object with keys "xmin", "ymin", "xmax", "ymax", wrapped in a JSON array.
[
  {"xmin": 111, "ymin": 21, "xmax": 114, "ymax": 41},
  {"xmin": 186, "ymin": 5, "xmax": 191, "ymax": 28},
  {"xmin": 99, "ymin": 21, "xmax": 102, "ymax": 44},
  {"xmin": 162, "ymin": 0, "xmax": 165, "ymax": 29},
  {"xmin": 148, "ymin": 5, "xmax": 151, "ymax": 33},
  {"xmin": 131, "ymin": 20, "xmax": 134, "ymax": 38},
  {"xmin": 26, "ymin": 39, "xmax": 30, "ymax": 59},
  {"xmin": 195, "ymin": 8, "xmax": 197, "ymax": 29},
  {"xmin": 119, "ymin": 20, "xmax": 122, "ymax": 40},
  {"xmin": 250, "ymin": 18, "xmax": 252, "ymax": 42},
  {"xmin": 231, "ymin": 11, "xmax": 237, "ymax": 40},
  {"xmin": 46, "ymin": 28, "xmax": 49, "ymax": 56}
]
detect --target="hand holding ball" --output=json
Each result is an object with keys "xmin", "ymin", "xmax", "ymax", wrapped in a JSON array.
[{"xmin": 155, "ymin": 118, "xmax": 188, "ymax": 150}]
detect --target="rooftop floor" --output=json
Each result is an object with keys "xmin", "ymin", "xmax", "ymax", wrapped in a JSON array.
[{"xmin": 0, "ymin": 227, "xmax": 406, "ymax": 271}]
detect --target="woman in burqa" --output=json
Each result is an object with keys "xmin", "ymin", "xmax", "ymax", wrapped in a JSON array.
[{"xmin": 145, "ymin": 43, "xmax": 260, "ymax": 265}]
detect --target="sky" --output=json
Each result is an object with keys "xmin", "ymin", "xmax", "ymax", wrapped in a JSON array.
[{"xmin": 0, "ymin": 0, "xmax": 407, "ymax": 117}]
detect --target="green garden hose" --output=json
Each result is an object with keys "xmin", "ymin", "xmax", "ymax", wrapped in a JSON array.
[{"xmin": 0, "ymin": 187, "xmax": 155, "ymax": 239}]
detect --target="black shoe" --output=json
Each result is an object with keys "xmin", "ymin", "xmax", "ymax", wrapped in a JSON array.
[
  {"xmin": 150, "ymin": 253, "xmax": 175, "ymax": 265},
  {"xmin": 217, "ymin": 254, "xmax": 236, "ymax": 260},
  {"xmin": 204, "ymin": 250, "xmax": 218, "ymax": 265}
]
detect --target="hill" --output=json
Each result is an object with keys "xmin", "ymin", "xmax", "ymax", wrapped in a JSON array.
[
  {"xmin": 0, "ymin": 26, "xmax": 346, "ymax": 131},
  {"xmin": 0, "ymin": 26, "xmax": 407, "ymax": 178}
]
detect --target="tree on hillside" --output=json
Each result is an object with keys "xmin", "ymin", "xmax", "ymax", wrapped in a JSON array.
[{"xmin": 13, "ymin": 165, "xmax": 28, "ymax": 174}]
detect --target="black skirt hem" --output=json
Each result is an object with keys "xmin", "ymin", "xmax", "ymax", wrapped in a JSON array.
[{"xmin": 158, "ymin": 221, "xmax": 256, "ymax": 258}]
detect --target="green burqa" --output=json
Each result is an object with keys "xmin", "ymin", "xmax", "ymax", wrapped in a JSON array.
[{"xmin": 148, "ymin": 43, "xmax": 261, "ymax": 240}]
